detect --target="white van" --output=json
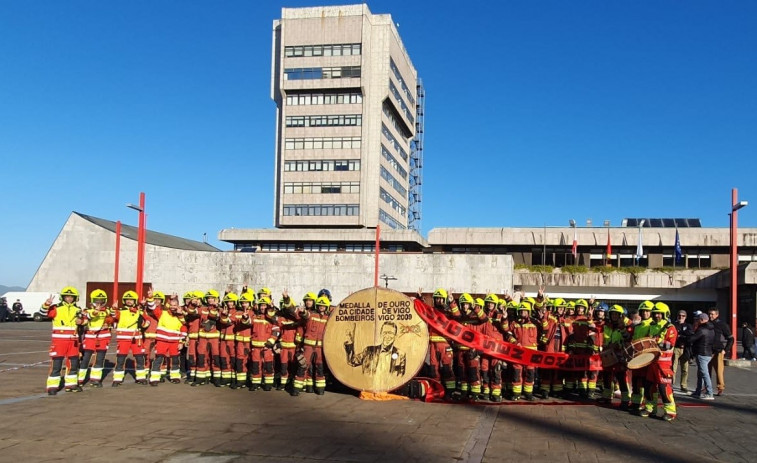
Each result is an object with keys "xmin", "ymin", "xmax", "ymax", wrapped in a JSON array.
[{"xmin": 1, "ymin": 292, "xmax": 60, "ymax": 321}]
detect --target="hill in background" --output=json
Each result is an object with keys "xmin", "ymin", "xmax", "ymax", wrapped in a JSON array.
[{"xmin": 1, "ymin": 285, "xmax": 27, "ymax": 294}]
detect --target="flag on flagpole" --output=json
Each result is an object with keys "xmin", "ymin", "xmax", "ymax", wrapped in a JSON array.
[
  {"xmin": 674, "ymin": 228, "xmax": 682, "ymax": 264},
  {"xmin": 572, "ymin": 227, "xmax": 578, "ymax": 259},
  {"xmin": 635, "ymin": 226, "xmax": 644, "ymax": 262},
  {"xmin": 606, "ymin": 228, "xmax": 612, "ymax": 260}
]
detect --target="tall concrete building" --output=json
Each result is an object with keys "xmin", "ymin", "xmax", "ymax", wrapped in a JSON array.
[{"xmin": 271, "ymin": 4, "xmax": 423, "ymax": 231}]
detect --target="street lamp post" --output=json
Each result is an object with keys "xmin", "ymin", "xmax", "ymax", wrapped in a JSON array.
[
  {"xmin": 127, "ymin": 192, "xmax": 146, "ymax": 300},
  {"xmin": 730, "ymin": 188, "xmax": 748, "ymax": 358},
  {"xmin": 379, "ymin": 274, "xmax": 397, "ymax": 288}
]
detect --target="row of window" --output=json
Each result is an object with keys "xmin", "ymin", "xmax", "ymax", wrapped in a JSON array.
[
  {"xmin": 380, "ymin": 188, "xmax": 406, "ymax": 216},
  {"xmin": 282, "ymin": 204, "xmax": 359, "ymax": 217},
  {"xmin": 284, "ymin": 137, "xmax": 361, "ymax": 150},
  {"xmin": 389, "ymin": 80, "xmax": 414, "ymax": 125},
  {"xmin": 284, "ymin": 66, "xmax": 361, "ymax": 81},
  {"xmin": 255, "ymin": 243, "xmax": 405, "ymax": 253},
  {"xmin": 283, "ymin": 159, "xmax": 361, "ymax": 172},
  {"xmin": 380, "ymin": 166, "xmax": 407, "ymax": 197},
  {"xmin": 383, "ymin": 102, "xmax": 411, "ymax": 138},
  {"xmin": 285, "ymin": 91, "xmax": 362, "ymax": 106},
  {"xmin": 381, "ymin": 124, "xmax": 408, "ymax": 161},
  {"xmin": 381, "ymin": 144, "xmax": 407, "ymax": 179},
  {"xmin": 379, "ymin": 209, "xmax": 406, "ymax": 230},
  {"xmin": 283, "ymin": 182, "xmax": 360, "ymax": 195},
  {"xmin": 285, "ymin": 43, "xmax": 362, "ymax": 58},
  {"xmin": 389, "ymin": 58, "xmax": 415, "ymax": 106},
  {"xmin": 285, "ymin": 114, "xmax": 362, "ymax": 128}
]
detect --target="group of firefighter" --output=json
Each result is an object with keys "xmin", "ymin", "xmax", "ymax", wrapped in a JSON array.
[
  {"xmin": 41, "ymin": 284, "xmax": 678, "ymax": 420},
  {"xmin": 42, "ymin": 286, "xmax": 334, "ymax": 397},
  {"xmin": 422, "ymin": 288, "xmax": 678, "ymax": 421}
]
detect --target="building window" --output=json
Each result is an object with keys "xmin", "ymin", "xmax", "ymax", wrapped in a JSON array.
[
  {"xmin": 381, "ymin": 124, "xmax": 408, "ymax": 161},
  {"xmin": 284, "ymin": 66, "xmax": 361, "ymax": 81},
  {"xmin": 283, "ymin": 159, "xmax": 361, "ymax": 172},
  {"xmin": 389, "ymin": 58, "xmax": 415, "ymax": 106},
  {"xmin": 379, "ymin": 209, "xmax": 406, "ymax": 229},
  {"xmin": 284, "ymin": 137, "xmax": 361, "ymax": 150},
  {"xmin": 380, "ymin": 166, "xmax": 407, "ymax": 197},
  {"xmin": 389, "ymin": 80, "xmax": 414, "ymax": 125},
  {"xmin": 303, "ymin": 243, "xmax": 338, "ymax": 252},
  {"xmin": 381, "ymin": 144, "xmax": 407, "ymax": 179},
  {"xmin": 283, "ymin": 182, "xmax": 359, "ymax": 195},
  {"xmin": 379, "ymin": 188, "xmax": 406, "ymax": 216},
  {"xmin": 286, "ymin": 91, "xmax": 362, "ymax": 106},
  {"xmin": 285, "ymin": 115, "xmax": 362, "ymax": 128},
  {"xmin": 345, "ymin": 244, "xmax": 376, "ymax": 252},
  {"xmin": 283, "ymin": 204, "xmax": 359, "ymax": 216},
  {"xmin": 285, "ymin": 43, "xmax": 362, "ymax": 58},
  {"xmin": 261, "ymin": 243, "xmax": 296, "ymax": 252},
  {"xmin": 383, "ymin": 102, "xmax": 411, "ymax": 138}
]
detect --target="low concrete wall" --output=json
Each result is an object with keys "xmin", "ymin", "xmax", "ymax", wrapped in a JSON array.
[{"xmin": 28, "ymin": 214, "xmax": 514, "ymax": 303}]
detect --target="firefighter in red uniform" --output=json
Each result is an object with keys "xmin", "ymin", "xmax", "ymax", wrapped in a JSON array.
[
  {"xmin": 453, "ymin": 295, "xmax": 487, "ymax": 400},
  {"xmin": 148, "ymin": 293, "xmax": 187, "ymax": 385},
  {"xmin": 641, "ymin": 302, "xmax": 678, "ymax": 421},
  {"xmin": 275, "ymin": 291, "xmax": 303, "ymax": 391},
  {"xmin": 112, "ymin": 290, "xmax": 149, "ymax": 386},
  {"xmin": 142, "ymin": 291, "xmax": 162, "ymax": 380},
  {"xmin": 183, "ymin": 291, "xmax": 203, "ymax": 383},
  {"xmin": 249, "ymin": 296, "xmax": 278, "ymax": 391},
  {"xmin": 545, "ymin": 298, "xmax": 571, "ymax": 397},
  {"xmin": 291, "ymin": 295, "xmax": 330, "ymax": 396},
  {"xmin": 502, "ymin": 300, "xmax": 519, "ymax": 394},
  {"xmin": 536, "ymin": 298, "xmax": 560, "ymax": 399},
  {"xmin": 231, "ymin": 292, "xmax": 254, "ymax": 389},
  {"xmin": 480, "ymin": 294, "xmax": 505, "ymax": 402},
  {"xmin": 566, "ymin": 299, "xmax": 597, "ymax": 398},
  {"xmin": 510, "ymin": 301, "xmax": 539, "ymax": 400},
  {"xmin": 422, "ymin": 288, "xmax": 458, "ymax": 398},
  {"xmin": 78, "ymin": 289, "xmax": 115, "ymax": 387},
  {"xmin": 599, "ymin": 304, "xmax": 632, "ymax": 408},
  {"xmin": 217, "ymin": 292, "xmax": 238, "ymax": 387},
  {"xmin": 592, "ymin": 303, "xmax": 608, "ymax": 396},
  {"xmin": 41, "ymin": 287, "xmax": 85, "ymax": 394},
  {"xmin": 195, "ymin": 289, "xmax": 221, "ymax": 386}
]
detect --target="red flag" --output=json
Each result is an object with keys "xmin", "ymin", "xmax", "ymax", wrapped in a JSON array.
[
  {"xmin": 606, "ymin": 228, "xmax": 612, "ymax": 258},
  {"xmin": 572, "ymin": 227, "xmax": 578, "ymax": 259}
]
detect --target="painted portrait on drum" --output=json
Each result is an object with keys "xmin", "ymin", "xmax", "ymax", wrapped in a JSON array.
[{"xmin": 323, "ymin": 287, "xmax": 429, "ymax": 393}]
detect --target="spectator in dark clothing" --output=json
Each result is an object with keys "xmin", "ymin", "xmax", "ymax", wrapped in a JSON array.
[
  {"xmin": 11, "ymin": 300, "xmax": 23, "ymax": 322},
  {"xmin": 672, "ymin": 310, "xmax": 693, "ymax": 392},
  {"xmin": 689, "ymin": 313, "xmax": 715, "ymax": 400},
  {"xmin": 742, "ymin": 322, "xmax": 756, "ymax": 360},
  {"xmin": 0, "ymin": 298, "xmax": 8, "ymax": 322},
  {"xmin": 708, "ymin": 308, "xmax": 734, "ymax": 396}
]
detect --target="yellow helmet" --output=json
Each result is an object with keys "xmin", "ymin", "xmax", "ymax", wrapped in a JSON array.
[
  {"xmin": 575, "ymin": 299, "xmax": 589, "ymax": 309},
  {"xmin": 506, "ymin": 301, "xmax": 519, "ymax": 310},
  {"xmin": 205, "ymin": 289, "xmax": 220, "ymax": 300},
  {"xmin": 652, "ymin": 301, "xmax": 670, "ymax": 316},
  {"xmin": 553, "ymin": 298, "xmax": 566, "ymax": 308},
  {"xmin": 122, "ymin": 290, "xmax": 138, "ymax": 302},
  {"xmin": 303, "ymin": 292, "xmax": 318, "ymax": 302},
  {"xmin": 258, "ymin": 287, "xmax": 272, "ymax": 297},
  {"xmin": 257, "ymin": 296, "xmax": 272, "ymax": 306},
  {"xmin": 89, "ymin": 289, "xmax": 107, "ymax": 304},
  {"xmin": 316, "ymin": 295, "xmax": 331, "ymax": 307},
  {"xmin": 474, "ymin": 298, "xmax": 485, "ymax": 308},
  {"xmin": 484, "ymin": 293, "xmax": 499, "ymax": 305},
  {"xmin": 525, "ymin": 296, "xmax": 536, "ymax": 305},
  {"xmin": 459, "ymin": 293, "xmax": 474, "ymax": 305},
  {"xmin": 239, "ymin": 292, "xmax": 255, "ymax": 304},
  {"xmin": 519, "ymin": 301, "xmax": 533, "ymax": 314},
  {"xmin": 183, "ymin": 291, "xmax": 194, "ymax": 301},
  {"xmin": 153, "ymin": 291, "xmax": 165, "ymax": 302},
  {"xmin": 609, "ymin": 304, "xmax": 626, "ymax": 314},
  {"xmin": 638, "ymin": 300, "xmax": 654, "ymax": 312},
  {"xmin": 60, "ymin": 286, "xmax": 80, "ymax": 302},
  {"xmin": 192, "ymin": 290, "xmax": 205, "ymax": 299},
  {"xmin": 433, "ymin": 288, "xmax": 448, "ymax": 300},
  {"xmin": 223, "ymin": 292, "xmax": 239, "ymax": 303},
  {"xmin": 567, "ymin": 301, "xmax": 576, "ymax": 309}
]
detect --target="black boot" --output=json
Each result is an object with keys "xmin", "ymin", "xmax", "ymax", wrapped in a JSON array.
[
  {"xmin": 262, "ymin": 383, "xmax": 272, "ymax": 391},
  {"xmin": 305, "ymin": 385, "xmax": 314, "ymax": 393},
  {"xmin": 230, "ymin": 379, "xmax": 238, "ymax": 390},
  {"xmin": 315, "ymin": 387, "xmax": 325, "ymax": 395},
  {"xmin": 213, "ymin": 377, "xmax": 221, "ymax": 387},
  {"xmin": 290, "ymin": 388, "xmax": 300, "ymax": 397}
]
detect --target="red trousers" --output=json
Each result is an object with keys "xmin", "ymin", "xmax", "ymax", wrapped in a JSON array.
[
  {"xmin": 196, "ymin": 336, "xmax": 220, "ymax": 379},
  {"xmin": 116, "ymin": 338, "xmax": 145, "ymax": 356},
  {"xmin": 249, "ymin": 346, "xmax": 274, "ymax": 385},
  {"xmin": 279, "ymin": 347, "xmax": 296, "ymax": 383},
  {"xmin": 428, "ymin": 341, "xmax": 455, "ymax": 390},
  {"xmin": 296, "ymin": 344, "xmax": 325, "ymax": 389},
  {"xmin": 219, "ymin": 339, "xmax": 235, "ymax": 380}
]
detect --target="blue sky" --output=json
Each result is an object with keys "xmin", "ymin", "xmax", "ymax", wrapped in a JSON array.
[{"xmin": 1, "ymin": 1, "xmax": 756, "ymax": 287}]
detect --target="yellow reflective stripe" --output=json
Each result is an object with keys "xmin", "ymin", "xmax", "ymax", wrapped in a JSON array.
[
  {"xmin": 280, "ymin": 342, "xmax": 296, "ymax": 348},
  {"xmin": 312, "ymin": 318, "xmax": 327, "ymax": 324},
  {"xmin": 303, "ymin": 339, "xmax": 323, "ymax": 346},
  {"xmin": 234, "ymin": 335, "xmax": 251, "ymax": 342},
  {"xmin": 429, "ymin": 336, "xmax": 447, "ymax": 342},
  {"xmin": 251, "ymin": 341, "xmax": 266, "ymax": 347}
]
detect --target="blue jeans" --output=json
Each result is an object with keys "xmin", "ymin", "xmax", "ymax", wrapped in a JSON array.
[{"xmin": 695, "ymin": 355, "xmax": 713, "ymax": 396}]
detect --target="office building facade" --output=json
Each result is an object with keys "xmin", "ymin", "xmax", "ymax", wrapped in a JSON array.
[{"xmin": 271, "ymin": 4, "xmax": 422, "ymax": 230}]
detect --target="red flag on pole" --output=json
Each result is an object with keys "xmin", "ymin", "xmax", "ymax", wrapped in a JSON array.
[
  {"xmin": 606, "ymin": 228, "xmax": 612, "ymax": 259},
  {"xmin": 572, "ymin": 227, "xmax": 578, "ymax": 259}
]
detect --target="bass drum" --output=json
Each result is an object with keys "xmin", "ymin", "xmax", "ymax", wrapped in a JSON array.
[{"xmin": 624, "ymin": 337, "xmax": 661, "ymax": 370}]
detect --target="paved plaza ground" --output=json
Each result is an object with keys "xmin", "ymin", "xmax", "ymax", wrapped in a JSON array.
[{"xmin": 1, "ymin": 322, "xmax": 756, "ymax": 462}]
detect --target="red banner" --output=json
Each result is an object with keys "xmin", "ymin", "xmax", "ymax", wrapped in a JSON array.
[{"xmin": 414, "ymin": 299, "xmax": 603, "ymax": 371}]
